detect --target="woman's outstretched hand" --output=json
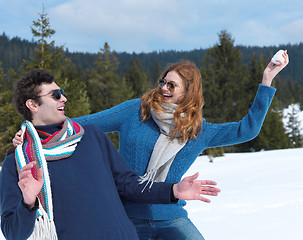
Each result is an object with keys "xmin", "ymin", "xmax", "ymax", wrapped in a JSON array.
[{"xmin": 173, "ymin": 172, "xmax": 221, "ymax": 203}]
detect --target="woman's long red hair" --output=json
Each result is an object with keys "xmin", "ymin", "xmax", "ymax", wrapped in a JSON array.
[{"xmin": 141, "ymin": 60, "xmax": 204, "ymax": 143}]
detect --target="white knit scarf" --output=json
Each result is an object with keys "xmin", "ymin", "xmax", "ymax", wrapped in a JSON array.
[
  {"xmin": 139, "ymin": 103, "xmax": 187, "ymax": 191},
  {"xmin": 15, "ymin": 118, "xmax": 84, "ymax": 240}
]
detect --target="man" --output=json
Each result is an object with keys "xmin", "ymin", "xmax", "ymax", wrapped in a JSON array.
[{"xmin": 0, "ymin": 70, "xmax": 220, "ymax": 240}]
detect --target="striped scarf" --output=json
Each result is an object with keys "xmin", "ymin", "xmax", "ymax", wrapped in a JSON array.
[{"xmin": 15, "ymin": 118, "xmax": 84, "ymax": 240}]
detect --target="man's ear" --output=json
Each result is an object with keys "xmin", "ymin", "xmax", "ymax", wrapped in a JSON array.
[{"xmin": 25, "ymin": 99, "xmax": 39, "ymax": 112}]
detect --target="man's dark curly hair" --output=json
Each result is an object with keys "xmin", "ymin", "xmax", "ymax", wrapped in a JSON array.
[{"xmin": 13, "ymin": 70, "xmax": 55, "ymax": 120}]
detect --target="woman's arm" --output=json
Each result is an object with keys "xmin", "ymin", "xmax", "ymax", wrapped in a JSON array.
[
  {"xmin": 13, "ymin": 99, "xmax": 140, "ymax": 146},
  {"xmin": 72, "ymin": 98, "xmax": 139, "ymax": 133},
  {"xmin": 205, "ymin": 84, "xmax": 275, "ymax": 148},
  {"xmin": 205, "ymin": 53, "xmax": 289, "ymax": 148}
]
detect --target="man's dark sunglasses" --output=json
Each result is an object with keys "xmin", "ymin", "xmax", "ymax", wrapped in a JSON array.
[
  {"xmin": 37, "ymin": 89, "xmax": 66, "ymax": 100},
  {"xmin": 158, "ymin": 79, "xmax": 175, "ymax": 91}
]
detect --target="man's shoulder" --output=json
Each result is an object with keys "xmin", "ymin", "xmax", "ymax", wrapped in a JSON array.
[
  {"xmin": 81, "ymin": 124, "xmax": 107, "ymax": 140},
  {"xmin": 79, "ymin": 124, "xmax": 116, "ymax": 154},
  {"xmin": 1, "ymin": 150, "xmax": 16, "ymax": 171},
  {"xmin": 82, "ymin": 123, "xmax": 104, "ymax": 132}
]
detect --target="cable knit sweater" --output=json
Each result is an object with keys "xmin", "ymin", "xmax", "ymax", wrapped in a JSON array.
[{"xmin": 74, "ymin": 84, "xmax": 276, "ymax": 220}]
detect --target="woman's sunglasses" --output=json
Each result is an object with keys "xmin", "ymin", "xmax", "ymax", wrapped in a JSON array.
[
  {"xmin": 158, "ymin": 79, "xmax": 175, "ymax": 91},
  {"xmin": 37, "ymin": 89, "xmax": 66, "ymax": 100}
]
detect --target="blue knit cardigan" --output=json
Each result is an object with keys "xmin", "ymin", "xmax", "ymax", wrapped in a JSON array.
[{"xmin": 74, "ymin": 84, "xmax": 276, "ymax": 220}]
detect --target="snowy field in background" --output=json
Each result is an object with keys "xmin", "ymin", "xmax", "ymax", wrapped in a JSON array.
[
  {"xmin": 184, "ymin": 148, "xmax": 303, "ymax": 240},
  {"xmin": 1, "ymin": 147, "xmax": 302, "ymax": 240},
  {"xmin": 184, "ymin": 104, "xmax": 303, "ymax": 240}
]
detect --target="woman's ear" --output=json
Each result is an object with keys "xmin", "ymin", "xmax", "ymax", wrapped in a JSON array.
[{"xmin": 25, "ymin": 99, "xmax": 39, "ymax": 112}]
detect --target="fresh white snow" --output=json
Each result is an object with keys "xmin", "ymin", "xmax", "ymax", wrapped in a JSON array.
[
  {"xmin": 1, "ymin": 147, "xmax": 302, "ymax": 240},
  {"xmin": 184, "ymin": 148, "xmax": 303, "ymax": 240}
]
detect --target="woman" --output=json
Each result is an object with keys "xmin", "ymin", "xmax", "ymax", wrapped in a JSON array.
[{"xmin": 14, "ymin": 51, "xmax": 289, "ymax": 239}]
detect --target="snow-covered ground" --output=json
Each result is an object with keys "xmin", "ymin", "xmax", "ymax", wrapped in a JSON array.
[
  {"xmin": 1, "ymin": 147, "xmax": 302, "ymax": 240},
  {"xmin": 184, "ymin": 148, "xmax": 303, "ymax": 240}
]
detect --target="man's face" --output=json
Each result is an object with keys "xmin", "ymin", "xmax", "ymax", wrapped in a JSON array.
[{"xmin": 31, "ymin": 82, "xmax": 67, "ymax": 125}]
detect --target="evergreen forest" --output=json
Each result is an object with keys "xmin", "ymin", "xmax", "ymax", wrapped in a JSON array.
[{"xmin": 0, "ymin": 10, "xmax": 303, "ymax": 162}]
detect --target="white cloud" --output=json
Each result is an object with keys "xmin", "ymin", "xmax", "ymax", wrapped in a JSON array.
[
  {"xmin": 2, "ymin": 0, "xmax": 303, "ymax": 53},
  {"xmin": 232, "ymin": 20, "xmax": 279, "ymax": 46},
  {"xmin": 49, "ymin": 0, "xmax": 183, "ymax": 41},
  {"xmin": 281, "ymin": 19, "xmax": 303, "ymax": 44},
  {"xmin": 47, "ymin": 0, "xmax": 195, "ymax": 52}
]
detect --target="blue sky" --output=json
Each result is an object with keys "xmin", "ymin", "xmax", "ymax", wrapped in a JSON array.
[{"xmin": 0, "ymin": 0, "xmax": 302, "ymax": 53}]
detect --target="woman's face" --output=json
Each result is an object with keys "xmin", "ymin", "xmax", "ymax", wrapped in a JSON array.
[{"xmin": 160, "ymin": 71, "xmax": 185, "ymax": 104}]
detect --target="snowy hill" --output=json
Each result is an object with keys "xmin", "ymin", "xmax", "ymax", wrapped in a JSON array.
[{"xmin": 184, "ymin": 148, "xmax": 303, "ymax": 240}]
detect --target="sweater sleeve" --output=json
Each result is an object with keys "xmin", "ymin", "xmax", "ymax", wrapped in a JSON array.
[
  {"xmin": 205, "ymin": 84, "xmax": 276, "ymax": 148},
  {"xmin": 0, "ymin": 154, "xmax": 37, "ymax": 240},
  {"xmin": 98, "ymin": 129, "xmax": 175, "ymax": 204},
  {"xmin": 72, "ymin": 99, "xmax": 140, "ymax": 133}
]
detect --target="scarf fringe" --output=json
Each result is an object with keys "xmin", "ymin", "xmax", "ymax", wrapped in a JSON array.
[
  {"xmin": 28, "ymin": 205, "xmax": 57, "ymax": 240},
  {"xmin": 138, "ymin": 170, "xmax": 158, "ymax": 192}
]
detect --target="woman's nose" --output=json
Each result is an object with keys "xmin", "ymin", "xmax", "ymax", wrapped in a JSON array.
[{"xmin": 161, "ymin": 83, "xmax": 169, "ymax": 91}]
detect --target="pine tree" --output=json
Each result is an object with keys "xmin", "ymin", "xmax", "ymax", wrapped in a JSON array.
[
  {"xmin": 286, "ymin": 103, "xmax": 303, "ymax": 148},
  {"xmin": 58, "ymin": 64, "xmax": 91, "ymax": 118},
  {"xmin": 201, "ymin": 30, "xmax": 250, "ymax": 123},
  {"xmin": 236, "ymin": 54, "xmax": 267, "ymax": 152},
  {"xmin": 251, "ymin": 99, "xmax": 289, "ymax": 151},
  {"xmin": 201, "ymin": 30, "xmax": 250, "ymax": 156},
  {"xmin": 23, "ymin": 5, "xmax": 69, "ymax": 73},
  {"xmin": 125, "ymin": 59, "xmax": 151, "ymax": 98},
  {"xmin": 151, "ymin": 60, "xmax": 162, "ymax": 86},
  {"xmin": 0, "ymin": 62, "xmax": 23, "ymax": 162},
  {"xmin": 88, "ymin": 42, "xmax": 134, "ymax": 148},
  {"xmin": 22, "ymin": 4, "xmax": 90, "ymax": 118},
  {"xmin": 247, "ymin": 54, "xmax": 266, "ymax": 100},
  {"xmin": 88, "ymin": 42, "xmax": 133, "ymax": 112},
  {"xmin": 293, "ymin": 81, "xmax": 303, "ymax": 109},
  {"xmin": 0, "ymin": 61, "xmax": 4, "ymax": 87}
]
